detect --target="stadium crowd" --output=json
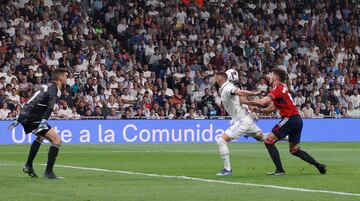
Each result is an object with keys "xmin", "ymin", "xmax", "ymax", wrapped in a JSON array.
[{"xmin": 1, "ymin": 0, "xmax": 360, "ymax": 120}]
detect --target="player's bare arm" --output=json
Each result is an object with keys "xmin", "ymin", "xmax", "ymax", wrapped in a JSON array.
[
  {"xmin": 233, "ymin": 88, "xmax": 262, "ymax": 97},
  {"xmin": 239, "ymin": 95, "xmax": 256, "ymax": 111},
  {"xmin": 243, "ymin": 96, "xmax": 272, "ymax": 107},
  {"xmin": 251, "ymin": 103, "xmax": 276, "ymax": 114},
  {"xmin": 238, "ymin": 95, "xmax": 249, "ymax": 102},
  {"xmin": 259, "ymin": 103, "xmax": 277, "ymax": 114}
]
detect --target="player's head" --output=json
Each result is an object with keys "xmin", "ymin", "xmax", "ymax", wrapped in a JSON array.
[
  {"xmin": 270, "ymin": 68, "xmax": 287, "ymax": 85},
  {"xmin": 225, "ymin": 69, "xmax": 239, "ymax": 84},
  {"xmin": 51, "ymin": 68, "xmax": 68, "ymax": 87},
  {"xmin": 215, "ymin": 72, "xmax": 228, "ymax": 85}
]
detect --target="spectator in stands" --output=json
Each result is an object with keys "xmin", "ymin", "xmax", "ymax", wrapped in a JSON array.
[
  {"xmin": 157, "ymin": 109, "xmax": 166, "ymax": 119},
  {"xmin": 321, "ymin": 101, "xmax": 331, "ymax": 116},
  {"xmin": 61, "ymin": 89, "xmax": 74, "ymax": 107},
  {"xmin": 302, "ymin": 101, "xmax": 314, "ymax": 118},
  {"xmin": 148, "ymin": 109, "xmax": 160, "ymax": 119},
  {"xmin": 338, "ymin": 89, "xmax": 350, "ymax": 108},
  {"xmin": 294, "ymin": 91, "xmax": 305, "ymax": 107},
  {"xmin": 163, "ymin": 83, "xmax": 174, "ymax": 97},
  {"xmin": 350, "ymin": 89, "xmax": 360, "ymax": 109},
  {"xmin": 329, "ymin": 105, "xmax": 337, "ymax": 118},
  {"xmin": 84, "ymin": 109, "xmax": 93, "ymax": 117},
  {"xmin": 175, "ymin": 103, "xmax": 186, "ymax": 118},
  {"xmin": 58, "ymin": 100, "xmax": 72, "ymax": 119},
  {"xmin": 170, "ymin": 88, "xmax": 183, "ymax": 105},
  {"xmin": 76, "ymin": 101, "xmax": 87, "ymax": 116},
  {"xmin": 121, "ymin": 109, "xmax": 131, "ymax": 119},
  {"xmin": 327, "ymin": 89, "xmax": 339, "ymax": 106},
  {"xmin": 209, "ymin": 50, "xmax": 225, "ymax": 70},
  {"xmin": 107, "ymin": 95, "xmax": 119, "ymax": 109},
  {"xmin": 93, "ymin": 106, "xmax": 104, "ymax": 117},
  {"xmin": 168, "ymin": 108, "xmax": 177, "ymax": 119},
  {"xmin": 108, "ymin": 108, "xmax": 121, "ymax": 119},
  {"xmin": 313, "ymin": 107, "xmax": 324, "ymax": 118},
  {"xmin": 341, "ymin": 107, "xmax": 350, "ymax": 118},
  {"xmin": 191, "ymin": 84, "xmax": 204, "ymax": 104},
  {"xmin": 134, "ymin": 108, "xmax": 145, "ymax": 119},
  {"xmin": 69, "ymin": 107, "xmax": 81, "ymax": 119},
  {"xmin": 184, "ymin": 108, "xmax": 198, "ymax": 119},
  {"xmin": 201, "ymin": 88, "xmax": 215, "ymax": 116},
  {"xmin": 121, "ymin": 88, "xmax": 135, "ymax": 109},
  {"xmin": 155, "ymin": 90, "xmax": 170, "ymax": 107},
  {"xmin": 0, "ymin": 102, "xmax": 11, "ymax": 119},
  {"xmin": 258, "ymin": 78, "xmax": 268, "ymax": 92},
  {"xmin": 196, "ymin": 110, "xmax": 206, "ymax": 119},
  {"xmin": 8, "ymin": 88, "xmax": 20, "ymax": 104},
  {"xmin": 200, "ymin": 77, "xmax": 212, "ymax": 91},
  {"xmin": 347, "ymin": 102, "xmax": 360, "ymax": 118}
]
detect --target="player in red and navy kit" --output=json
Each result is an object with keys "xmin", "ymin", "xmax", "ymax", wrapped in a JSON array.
[{"xmin": 243, "ymin": 68, "xmax": 327, "ymax": 176}]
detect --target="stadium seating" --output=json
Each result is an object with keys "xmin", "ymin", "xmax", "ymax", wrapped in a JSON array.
[{"xmin": 0, "ymin": 0, "xmax": 360, "ymax": 120}]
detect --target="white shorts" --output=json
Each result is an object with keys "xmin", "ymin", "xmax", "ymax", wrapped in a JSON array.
[{"xmin": 225, "ymin": 116, "xmax": 261, "ymax": 140}]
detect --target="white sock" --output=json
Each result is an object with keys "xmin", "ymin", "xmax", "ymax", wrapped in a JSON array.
[
  {"xmin": 261, "ymin": 133, "xmax": 269, "ymax": 141},
  {"xmin": 254, "ymin": 132, "xmax": 268, "ymax": 142},
  {"xmin": 217, "ymin": 137, "xmax": 231, "ymax": 170}
]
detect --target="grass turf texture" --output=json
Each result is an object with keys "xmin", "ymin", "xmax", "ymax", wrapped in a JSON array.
[{"xmin": 0, "ymin": 142, "xmax": 359, "ymax": 201}]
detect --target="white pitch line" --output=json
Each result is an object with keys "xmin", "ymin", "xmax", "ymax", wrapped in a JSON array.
[
  {"xmin": 3, "ymin": 148, "xmax": 360, "ymax": 154},
  {"xmin": 50, "ymin": 164, "xmax": 360, "ymax": 197},
  {"xmin": 2, "ymin": 150, "xmax": 263, "ymax": 154},
  {"xmin": 0, "ymin": 163, "xmax": 20, "ymax": 166}
]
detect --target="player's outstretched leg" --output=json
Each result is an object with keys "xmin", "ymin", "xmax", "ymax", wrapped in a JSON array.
[
  {"xmin": 289, "ymin": 144, "xmax": 327, "ymax": 174},
  {"xmin": 254, "ymin": 132, "xmax": 289, "ymax": 142},
  {"xmin": 23, "ymin": 136, "xmax": 44, "ymax": 178},
  {"xmin": 264, "ymin": 134, "xmax": 285, "ymax": 176},
  {"xmin": 43, "ymin": 129, "xmax": 62, "ymax": 179},
  {"xmin": 254, "ymin": 132, "xmax": 268, "ymax": 142},
  {"xmin": 216, "ymin": 134, "xmax": 232, "ymax": 176}
]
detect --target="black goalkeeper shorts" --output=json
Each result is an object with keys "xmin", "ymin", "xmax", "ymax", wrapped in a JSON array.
[{"xmin": 19, "ymin": 120, "xmax": 52, "ymax": 137}]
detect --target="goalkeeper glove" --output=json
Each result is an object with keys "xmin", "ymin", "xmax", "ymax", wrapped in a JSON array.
[{"xmin": 8, "ymin": 119, "xmax": 19, "ymax": 131}]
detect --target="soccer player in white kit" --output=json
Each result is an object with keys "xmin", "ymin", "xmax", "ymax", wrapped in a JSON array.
[{"xmin": 215, "ymin": 71, "xmax": 267, "ymax": 176}]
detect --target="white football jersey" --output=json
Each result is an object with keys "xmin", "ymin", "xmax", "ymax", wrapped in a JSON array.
[{"xmin": 220, "ymin": 81, "xmax": 251, "ymax": 122}]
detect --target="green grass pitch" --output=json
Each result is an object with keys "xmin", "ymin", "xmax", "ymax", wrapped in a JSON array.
[{"xmin": 0, "ymin": 142, "xmax": 359, "ymax": 201}]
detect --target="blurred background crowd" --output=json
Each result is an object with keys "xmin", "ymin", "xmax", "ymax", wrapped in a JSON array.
[{"xmin": 1, "ymin": 0, "xmax": 360, "ymax": 120}]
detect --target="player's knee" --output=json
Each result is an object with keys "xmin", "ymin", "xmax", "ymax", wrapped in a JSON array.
[
  {"xmin": 264, "ymin": 135, "xmax": 276, "ymax": 145},
  {"xmin": 289, "ymin": 147, "xmax": 299, "ymax": 155},
  {"xmin": 49, "ymin": 135, "xmax": 61, "ymax": 146},
  {"xmin": 216, "ymin": 137, "xmax": 227, "ymax": 145},
  {"xmin": 54, "ymin": 137, "xmax": 62, "ymax": 146},
  {"xmin": 255, "ymin": 132, "xmax": 265, "ymax": 142}
]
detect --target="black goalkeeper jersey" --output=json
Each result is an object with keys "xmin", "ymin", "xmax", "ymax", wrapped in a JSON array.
[{"xmin": 19, "ymin": 82, "xmax": 61, "ymax": 122}]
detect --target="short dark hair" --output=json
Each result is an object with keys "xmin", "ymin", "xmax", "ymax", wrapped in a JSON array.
[
  {"xmin": 51, "ymin": 68, "xmax": 67, "ymax": 81},
  {"xmin": 215, "ymin": 72, "xmax": 228, "ymax": 80},
  {"xmin": 272, "ymin": 68, "xmax": 287, "ymax": 82}
]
